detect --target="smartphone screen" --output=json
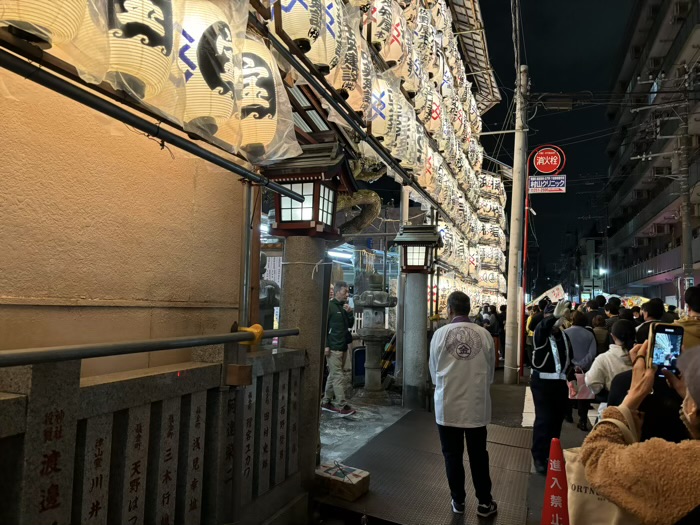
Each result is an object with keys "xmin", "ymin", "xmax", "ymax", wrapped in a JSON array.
[{"xmin": 650, "ymin": 324, "xmax": 683, "ymax": 370}]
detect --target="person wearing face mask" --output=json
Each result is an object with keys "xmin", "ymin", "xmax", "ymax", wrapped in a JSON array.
[{"xmin": 580, "ymin": 342, "xmax": 700, "ymax": 525}]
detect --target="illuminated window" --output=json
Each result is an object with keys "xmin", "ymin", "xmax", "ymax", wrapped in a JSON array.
[
  {"xmin": 319, "ymin": 185, "xmax": 336, "ymax": 226},
  {"xmin": 280, "ymin": 183, "xmax": 314, "ymax": 222}
]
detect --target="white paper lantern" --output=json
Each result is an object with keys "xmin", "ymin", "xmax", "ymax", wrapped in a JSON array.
[
  {"xmin": 425, "ymin": 88, "xmax": 443, "ymax": 137},
  {"xmin": 368, "ymin": 0, "xmax": 392, "ymax": 50},
  {"xmin": 106, "ymin": 0, "xmax": 178, "ymax": 99},
  {"xmin": 413, "ymin": 79, "xmax": 433, "ymax": 122},
  {"xmin": 0, "ymin": 0, "xmax": 87, "ymax": 44},
  {"xmin": 370, "ymin": 77, "xmax": 397, "ymax": 147},
  {"xmin": 430, "ymin": 0, "xmax": 445, "ymax": 33},
  {"xmin": 379, "ymin": 2, "xmax": 406, "ymax": 67},
  {"xmin": 219, "ymin": 38, "xmax": 281, "ymax": 153},
  {"xmin": 347, "ymin": 36, "xmax": 374, "ymax": 116},
  {"xmin": 270, "ymin": 0, "xmax": 323, "ymax": 52},
  {"xmin": 176, "ymin": 0, "xmax": 235, "ymax": 133},
  {"xmin": 307, "ymin": 0, "xmax": 341, "ymax": 73},
  {"xmin": 328, "ymin": 5, "xmax": 358, "ymax": 99}
]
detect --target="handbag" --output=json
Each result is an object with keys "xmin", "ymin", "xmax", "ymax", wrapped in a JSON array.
[
  {"xmin": 567, "ymin": 367, "xmax": 595, "ymax": 400},
  {"xmin": 563, "ymin": 406, "xmax": 641, "ymax": 525}
]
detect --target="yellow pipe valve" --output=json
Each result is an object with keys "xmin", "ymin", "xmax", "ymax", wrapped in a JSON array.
[{"xmin": 239, "ymin": 324, "xmax": 264, "ymax": 346}]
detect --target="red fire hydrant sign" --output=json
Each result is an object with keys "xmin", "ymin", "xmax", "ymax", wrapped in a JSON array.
[{"xmin": 541, "ymin": 438, "xmax": 569, "ymax": 525}]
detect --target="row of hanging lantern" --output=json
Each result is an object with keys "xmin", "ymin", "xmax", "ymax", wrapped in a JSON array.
[
  {"xmin": 476, "ymin": 169, "xmax": 507, "ymax": 298},
  {"xmin": 0, "ymin": 0, "xmax": 304, "ymax": 165},
  {"xmin": 264, "ymin": 0, "xmax": 486, "ymax": 210}
]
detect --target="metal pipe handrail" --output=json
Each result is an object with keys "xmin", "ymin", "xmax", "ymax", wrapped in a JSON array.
[
  {"xmin": 0, "ymin": 45, "xmax": 305, "ymax": 203},
  {"xmin": 0, "ymin": 328, "xmax": 300, "ymax": 368}
]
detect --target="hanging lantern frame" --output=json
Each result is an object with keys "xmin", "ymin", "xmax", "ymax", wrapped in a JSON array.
[{"xmin": 392, "ymin": 224, "xmax": 443, "ymax": 274}]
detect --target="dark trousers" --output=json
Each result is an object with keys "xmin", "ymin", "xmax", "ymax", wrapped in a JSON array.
[
  {"xmin": 530, "ymin": 374, "xmax": 568, "ymax": 465},
  {"xmin": 568, "ymin": 399, "xmax": 590, "ymax": 421},
  {"xmin": 437, "ymin": 425, "xmax": 493, "ymax": 505}
]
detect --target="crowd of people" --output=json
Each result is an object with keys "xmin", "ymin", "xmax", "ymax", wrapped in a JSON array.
[{"xmin": 526, "ymin": 290, "xmax": 700, "ymax": 524}]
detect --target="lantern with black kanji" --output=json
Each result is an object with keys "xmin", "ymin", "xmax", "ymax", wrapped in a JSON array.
[
  {"xmin": 264, "ymin": 144, "xmax": 357, "ymax": 239},
  {"xmin": 393, "ymin": 224, "xmax": 443, "ymax": 274}
]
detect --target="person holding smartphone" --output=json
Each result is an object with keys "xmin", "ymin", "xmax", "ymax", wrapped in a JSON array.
[
  {"xmin": 607, "ymin": 286, "xmax": 700, "ymax": 442},
  {"xmin": 579, "ymin": 342, "xmax": 700, "ymax": 525}
]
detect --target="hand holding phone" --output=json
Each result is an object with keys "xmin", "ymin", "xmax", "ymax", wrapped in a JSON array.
[{"xmin": 647, "ymin": 323, "xmax": 684, "ymax": 371}]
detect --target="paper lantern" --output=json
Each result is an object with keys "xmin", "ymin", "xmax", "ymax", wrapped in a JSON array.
[
  {"xmin": 413, "ymin": 79, "xmax": 433, "ymax": 122},
  {"xmin": 379, "ymin": 2, "xmax": 406, "ymax": 67},
  {"xmin": 347, "ymin": 36, "xmax": 374, "ymax": 116},
  {"xmin": 328, "ymin": 6, "xmax": 357, "ymax": 99},
  {"xmin": 175, "ymin": 0, "xmax": 235, "ymax": 134},
  {"xmin": 220, "ymin": 38, "xmax": 281, "ymax": 155},
  {"xmin": 396, "ymin": 27, "xmax": 419, "ymax": 94},
  {"xmin": 425, "ymin": 88, "xmax": 443, "ymax": 137},
  {"xmin": 368, "ymin": 0, "xmax": 392, "ymax": 50},
  {"xmin": 106, "ymin": 0, "xmax": 178, "ymax": 99},
  {"xmin": 270, "ymin": 0, "xmax": 323, "ymax": 53},
  {"xmin": 0, "ymin": 0, "xmax": 87, "ymax": 44},
  {"xmin": 370, "ymin": 77, "xmax": 397, "ymax": 147},
  {"xmin": 307, "ymin": 0, "xmax": 341, "ymax": 73},
  {"xmin": 430, "ymin": 0, "xmax": 446, "ymax": 33},
  {"xmin": 414, "ymin": 10, "xmax": 435, "ymax": 73},
  {"xmin": 429, "ymin": 47, "xmax": 445, "ymax": 87}
]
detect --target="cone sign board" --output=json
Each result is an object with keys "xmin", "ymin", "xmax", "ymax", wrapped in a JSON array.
[{"xmin": 541, "ymin": 438, "xmax": 569, "ymax": 525}]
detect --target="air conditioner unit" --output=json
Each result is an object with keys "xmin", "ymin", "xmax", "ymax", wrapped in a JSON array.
[
  {"xmin": 653, "ymin": 223, "xmax": 672, "ymax": 235},
  {"xmin": 653, "ymin": 166, "xmax": 672, "ymax": 177},
  {"xmin": 634, "ymin": 237, "xmax": 650, "ymax": 247}
]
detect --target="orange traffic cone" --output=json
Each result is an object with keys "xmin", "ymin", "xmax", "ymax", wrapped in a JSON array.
[{"xmin": 541, "ymin": 438, "xmax": 569, "ymax": 525}]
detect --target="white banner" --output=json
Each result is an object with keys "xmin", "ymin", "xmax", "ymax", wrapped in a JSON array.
[{"xmin": 530, "ymin": 284, "xmax": 566, "ymax": 306}]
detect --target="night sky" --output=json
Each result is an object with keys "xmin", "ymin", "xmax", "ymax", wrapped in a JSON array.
[{"xmin": 480, "ymin": 0, "xmax": 636, "ymax": 292}]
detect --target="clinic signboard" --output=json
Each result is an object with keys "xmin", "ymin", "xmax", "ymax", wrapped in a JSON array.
[{"xmin": 529, "ymin": 174, "xmax": 566, "ymax": 194}]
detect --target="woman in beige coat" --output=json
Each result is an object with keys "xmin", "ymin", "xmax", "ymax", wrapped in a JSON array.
[{"xmin": 580, "ymin": 341, "xmax": 700, "ymax": 525}]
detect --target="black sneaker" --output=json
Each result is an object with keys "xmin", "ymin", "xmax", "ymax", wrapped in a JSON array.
[
  {"xmin": 451, "ymin": 500, "xmax": 465, "ymax": 514},
  {"xmin": 534, "ymin": 460, "xmax": 547, "ymax": 475},
  {"xmin": 477, "ymin": 501, "xmax": 498, "ymax": 518}
]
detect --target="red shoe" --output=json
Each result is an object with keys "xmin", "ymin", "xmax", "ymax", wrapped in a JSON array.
[
  {"xmin": 321, "ymin": 402, "xmax": 338, "ymax": 412},
  {"xmin": 338, "ymin": 404, "xmax": 356, "ymax": 415}
]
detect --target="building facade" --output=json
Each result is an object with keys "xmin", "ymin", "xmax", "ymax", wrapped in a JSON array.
[{"xmin": 605, "ymin": 0, "xmax": 700, "ymax": 303}]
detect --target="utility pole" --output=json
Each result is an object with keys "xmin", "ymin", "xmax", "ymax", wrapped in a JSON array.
[
  {"xmin": 504, "ymin": 65, "xmax": 529, "ymax": 385},
  {"xmin": 678, "ymin": 95, "xmax": 693, "ymax": 305},
  {"xmin": 395, "ymin": 185, "xmax": 411, "ymax": 384}
]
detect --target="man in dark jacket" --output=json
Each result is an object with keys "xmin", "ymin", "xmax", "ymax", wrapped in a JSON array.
[
  {"xmin": 529, "ymin": 299, "xmax": 549, "ymax": 333},
  {"xmin": 530, "ymin": 301, "xmax": 573, "ymax": 474},
  {"xmin": 322, "ymin": 281, "xmax": 355, "ymax": 414},
  {"xmin": 636, "ymin": 298, "xmax": 665, "ymax": 344}
]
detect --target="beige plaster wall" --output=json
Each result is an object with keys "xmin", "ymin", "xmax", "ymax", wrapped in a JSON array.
[{"xmin": 0, "ymin": 70, "xmax": 242, "ymax": 376}]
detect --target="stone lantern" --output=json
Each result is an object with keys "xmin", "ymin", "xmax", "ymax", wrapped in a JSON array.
[{"xmin": 354, "ymin": 290, "xmax": 397, "ymax": 405}]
